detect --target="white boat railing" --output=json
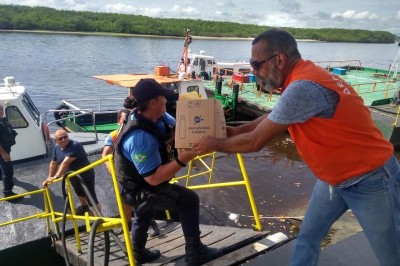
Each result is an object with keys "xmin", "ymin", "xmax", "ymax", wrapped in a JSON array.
[
  {"xmin": 61, "ymin": 97, "xmax": 126, "ymax": 112},
  {"xmin": 43, "ymin": 109, "xmax": 100, "ymax": 139}
]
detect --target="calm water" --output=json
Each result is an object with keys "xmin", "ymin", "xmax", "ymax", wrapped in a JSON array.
[
  {"xmin": 1, "ymin": 32, "xmax": 399, "ymax": 113},
  {"xmin": 1, "ymin": 32, "xmax": 399, "ymax": 232}
]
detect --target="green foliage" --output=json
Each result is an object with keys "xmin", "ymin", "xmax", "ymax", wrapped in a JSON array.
[{"xmin": 0, "ymin": 4, "xmax": 396, "ymax": 43}]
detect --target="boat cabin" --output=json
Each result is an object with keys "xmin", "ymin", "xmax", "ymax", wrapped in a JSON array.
[
  {"xmin": 0, "ymin": 77, "xmax": 48, "ymax": 162},
  {"xmin": 215, "ymin": 61, "xmax": 252, "ymax": 76},
  {"xmin": 185, "ymin": 51, "xmax": 216, "ymax": 80},
  {"xmin": 182, "ymin": 51, "xmax": 252, "ymax": 80}
]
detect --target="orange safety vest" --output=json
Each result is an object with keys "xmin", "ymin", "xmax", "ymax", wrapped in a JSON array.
[
  {"xmin": 110, "ymin": 129, "xmax": 118, "ymax": 144},
  {"xmin": 283, "ymin": 60, "xmax": 393, "ymax": 185}
]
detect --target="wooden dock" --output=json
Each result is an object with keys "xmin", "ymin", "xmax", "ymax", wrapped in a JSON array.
[{"xmin": 54, "ymin": 220, "xmax": 290, "ymax": 265}]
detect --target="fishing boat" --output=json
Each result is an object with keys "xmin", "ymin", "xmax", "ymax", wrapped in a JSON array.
[{"xmin": 55, "ymin": 72, "xmax": 208, "ymax": 133}]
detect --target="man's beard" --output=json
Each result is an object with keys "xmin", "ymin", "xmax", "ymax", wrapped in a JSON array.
[{"xmin": 257, "ymin": 67, "xmax": 281, "ymax": 92}]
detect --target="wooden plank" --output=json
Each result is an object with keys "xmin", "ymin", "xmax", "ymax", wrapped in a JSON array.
[
  {"xmin": 55, "ymin": 221, "xmax": 271, "ymax": 266},
  {"xmin": 205, "ymin": 232, "xmax": 289, "ymax": 266}
]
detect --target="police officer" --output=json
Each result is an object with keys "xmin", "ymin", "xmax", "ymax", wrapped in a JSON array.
[
  {"xmin": 0, "ymin": 104, "xmax": 22, "ymax": 201},
  {"xmin": 114, "ymin": 79, "xmax": 221, "ymax": 265}
]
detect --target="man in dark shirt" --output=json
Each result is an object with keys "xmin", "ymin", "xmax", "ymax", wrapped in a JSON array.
[
  {"xmin": 42, "ymin": 129, "xmax": 100, "ymax": 215},
  {"xmin": 0, "ymin": 104, "xmax": 22, "ymax": 202}
]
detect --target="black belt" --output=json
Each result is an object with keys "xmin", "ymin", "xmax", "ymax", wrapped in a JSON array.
[{"xmin": 121, "ymin": 180, "xmax": 141, "ymax": 191}]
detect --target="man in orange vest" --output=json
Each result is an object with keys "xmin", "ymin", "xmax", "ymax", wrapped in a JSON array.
[{"xmin": 193, "ymin": 29, "xmax": 400, "ymax": 266}]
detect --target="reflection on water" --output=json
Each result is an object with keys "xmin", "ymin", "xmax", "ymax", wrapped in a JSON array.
[{"xmin": 191, "ymin": 133, "xmax": 313, "ymax": 237}]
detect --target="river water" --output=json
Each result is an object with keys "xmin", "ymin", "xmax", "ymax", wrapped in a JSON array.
[{"xmin": 1, "ymin": 31, "xmax": 399, "ymax": 236}]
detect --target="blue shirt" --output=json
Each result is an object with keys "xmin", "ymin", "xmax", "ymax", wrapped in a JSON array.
[
  {"xmin": 52, "ymin": 139, "xmax": 94, "ymax": 178},
  {"xmin": 121, "ymin": 112, "xmax": 175, "ymax": 177}
]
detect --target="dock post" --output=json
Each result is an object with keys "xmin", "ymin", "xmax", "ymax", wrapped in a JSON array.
[
  {"xmin": 216, "ymin": 76, "xmax": 223, "ymax": 95},
  {"xmin": 232, "ymin": 84, "xmax": 239, "ymax": 121}
]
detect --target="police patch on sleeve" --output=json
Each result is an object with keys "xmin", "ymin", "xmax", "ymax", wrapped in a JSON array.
[{"xmin": 133, "ymin": 152, "xmax": 147, "ymax": 163}]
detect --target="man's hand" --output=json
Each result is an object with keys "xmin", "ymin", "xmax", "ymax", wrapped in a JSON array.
[
  {"xmin": 1, "ymin": 153, "xmax": 11, "ymax": 162},
  {"xmin": 192, "ymin": 136, "xmax": 218, "ymax": 155},
  {"xmin": 177, "ymin": 148, "xmax": 197, "ymax": 164},
  {"xmin": 42, "ymin": 176, "xmax": 56, "ymax": 187}
]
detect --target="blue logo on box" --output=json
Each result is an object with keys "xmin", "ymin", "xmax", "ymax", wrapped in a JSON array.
[{"xmin": 194, "ymin": 116, "xmax": 203, "ymax": 124}]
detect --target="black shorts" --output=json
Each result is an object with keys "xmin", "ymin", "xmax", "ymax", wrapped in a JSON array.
[{"xmin": 70, "ymin": 173, "xmax": 99, "ymax": 205}]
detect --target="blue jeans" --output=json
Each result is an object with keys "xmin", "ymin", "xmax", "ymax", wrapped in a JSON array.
[
  {"xmin": 0, "ymin": 146, "xmax": 14, "ymax": 195},
  {"xmin": 291, "ymin": 155, "xmax": 400, "ymax": 266}
]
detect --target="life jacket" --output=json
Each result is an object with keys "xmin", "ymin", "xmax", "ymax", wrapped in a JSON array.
[
  {"xmin": 0, "ymin": 118, "xmax": 17, "ymax": 148},
  {"xmin": 113, "ymin": 112, "xmax": 175, "ymax": 190},
  {"xmin": 284, "ymin": 60, "xmax": 393, "ymax": 185},
  {"xmin": 109, "ymin": 129, "xmax": 118, "ymax": 144}
]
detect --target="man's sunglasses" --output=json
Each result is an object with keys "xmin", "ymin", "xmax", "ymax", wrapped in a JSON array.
[
  {"xmin": 56, "ymin": 135, "xmax": 68, "ymax": 141},
  {"xmin": 250, "ymin": 53, "xmax": 279, "ymax": 71}
]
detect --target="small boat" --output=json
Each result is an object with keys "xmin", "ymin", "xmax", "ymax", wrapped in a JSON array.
[
  {"xmin": 55, "ymin": 72, "xmax": 209, "ymax": 133},
  {"xmin": 181, "ymin": 49, "xmax": 252, "ymax": 80},
  {"xmin": 0, "ymin": 77, "xmax": 106, "ymax": 163}
]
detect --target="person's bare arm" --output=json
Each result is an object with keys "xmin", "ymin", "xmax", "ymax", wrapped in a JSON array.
[
  {"xmin": 194, "ymin": 117, "xmax": 289, "ymax": 154},
  {"xmin": 56, "ymin": 156, "xmax": 76, "ymax": 177},
  {"xmin": 43, "ymin": 156, "xmax": 76, "ymax": 186},
  {"xmin": 227, "ymin": 114, "xmax": 268, "ymax": 137},
  {"xmin": 0, "ymin": 144, "xmax": 10, "ymax": 162},
  {"xmin": 144, "ymin": 149, "xmax": 196, "ymax": 186},
  {"xmin": 102, "ymin": 146, "xmax": 113, "ymax": 172}
]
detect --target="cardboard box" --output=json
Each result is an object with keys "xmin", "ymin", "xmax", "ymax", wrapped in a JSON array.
[{"xmin": 175, "ymin": 98, "xmax": 227, "ymax": 148}]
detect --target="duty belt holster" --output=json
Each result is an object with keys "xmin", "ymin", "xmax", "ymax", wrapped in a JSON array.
[
  {"xmin": 136, "ymin": 184, "xmax": 180, "ymax": 215},
  {"xmin": 121, "ymin": 180, "xmax": 140, "ymax": 191}
]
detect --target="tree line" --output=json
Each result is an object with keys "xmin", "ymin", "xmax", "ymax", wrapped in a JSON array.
[{"xmin": 0, "ymin": 5, "xmax": 397, "ymax": 43}]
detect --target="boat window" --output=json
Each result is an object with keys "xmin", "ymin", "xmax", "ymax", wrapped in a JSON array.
[
  {"xmin": 167, "ymin": 83, "xmax": 179, "ymax": 93},
  {"xmin": 5, "ymin": 106, "xmax": 28, "ymax": 129},
  {"xmin": 193, "ymin": 58, "xmax": 198, "ymax": 66},
  {"xmin": 187, "ymin": 86, "xmax": 199, "ymax": 94},
  {"xmin": 207, "ymin": 60, "xmax": 214, "ymax": 66},
  {"xmin": 21, "ymin": 93, "xmax": 40, "ymax": 126},
  {"xmin": 239, "ymin": 68, "xmax": 251, "ymax": 74}
]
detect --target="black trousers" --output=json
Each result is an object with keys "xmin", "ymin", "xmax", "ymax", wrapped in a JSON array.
[
  {"xmin": 128, "ymin": 183, "xmax": 200, "ymax": 249},
  {"xmin": 0, "ymin": 146, "xmax": 14, "ymax": 194}
]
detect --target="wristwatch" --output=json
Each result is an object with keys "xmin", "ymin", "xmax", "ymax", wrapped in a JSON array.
[{"xmin": 175, "ymin": 157, "xmax": 187, "ymax": 167}]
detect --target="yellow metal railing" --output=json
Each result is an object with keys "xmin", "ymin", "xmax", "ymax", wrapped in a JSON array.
[
  {"xmin": 175, "ymin": 152, "xmax": 262, "ymax": 231},
  {"xmin": 391, "ymin": 105, "xmax": 400, "ymax": 127},
  {"xmin": 1, "ymin": 152, "xmax": 262, "ymax": 265}
]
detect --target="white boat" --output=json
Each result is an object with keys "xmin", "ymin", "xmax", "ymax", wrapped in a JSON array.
[
  {"xmin": 0, "ymin": 76, "xmax": 106, "ymax": 162},
  {"xmin": 181, "ymin": 50, "xmax": 252, "ymax": 80},
  {"xmin": 0, "ymin": 76, "xmax": 48, "ymax": 162}
]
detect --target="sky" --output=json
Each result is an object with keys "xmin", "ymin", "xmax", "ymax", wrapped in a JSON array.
[{"xmin": 1, "ymin": 0, "xmax": 399, "ymax": 35}]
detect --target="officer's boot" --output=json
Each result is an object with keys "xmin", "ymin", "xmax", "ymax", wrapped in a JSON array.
[
  {"xmin": 133, "ymin": 243, "xmax": 161, "ymax": 265},
  {"xmin": 184, "ymin": 232, "xmax": 222, "ymax": 265}
]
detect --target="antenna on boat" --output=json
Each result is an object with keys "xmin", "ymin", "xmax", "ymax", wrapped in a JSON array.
[
  {"xmin": 387, "ymin": 45, "xmax": 400, "ymax": 80},
  {"xmin": 178, "ymin": 28, "xmax": 192, "ymax": 75}
]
